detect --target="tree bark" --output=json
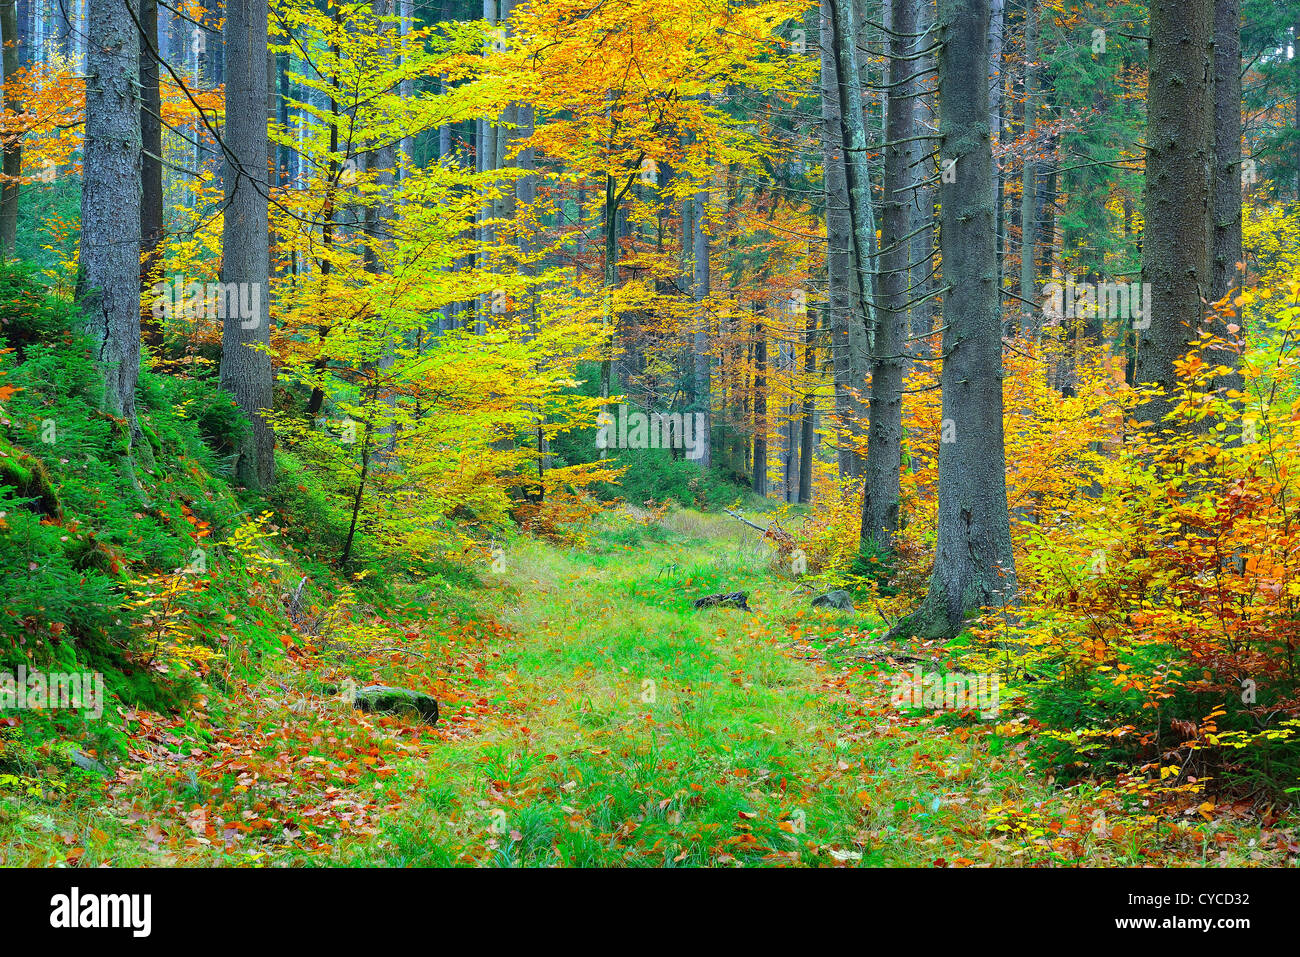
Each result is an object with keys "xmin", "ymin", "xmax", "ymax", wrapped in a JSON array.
[
  {"xmin": 989, "ymin": 0, "xmax": 1004, "ymax": 286},
  {"xmin": 798, "ymin": 305, "xmax": 817, "ymax": 503},
  {"xmin": 692, "ymin": 178, "xmax": 712, "ymax": 468},
  {"xmin": 860, "ymin": 0, "xmax": 916, "ymax": 552},
  {"xmin": 1017, "ymin": 0, "xmax": 1038, "ymax": 335},
  {"xmin": 218, "ymin": 0, "xmax": 274, "ymax": 488},
  {"xmin": 1210, "ymin": 0, "xmax": 1244, "ymax": 408},
  {"xmin": 890, "ymin": 0, "xmax": 1016, "ymax": 640},
  {"xmin": 1136, "ymin": 0, "xmax": 1215, "ymax": 433},
  {"xmin": 80, "ymin": 0, "xmax": 143, "ymax": 429},
  {"xmin": 828, "ymin": 0, "xmax": 878, "ymax": 381},
  {"xmin": 819, "ymin": 0, "xmax": 862, "ymax": 479},
  {"xmin": 752, "ymin": 303, "xmax": 768, "ymax": 496},
  {"xmin": 140, "ymin": 0, "xmax": 165, "ymax": 351},
  {"xmin": 0, "ymin": 0, "xmax": 22, "ymax": 259},
  {"xmin": 1210, "ymin": 0, "xmax": 1242, "ymax": 307}
]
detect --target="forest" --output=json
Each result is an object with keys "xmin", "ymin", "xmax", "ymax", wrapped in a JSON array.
[{"xmin": 0, "ymin": 0, "xmax": 1298, "ymax": 883}]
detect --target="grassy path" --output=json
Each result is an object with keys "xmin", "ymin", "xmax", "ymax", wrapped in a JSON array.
[
  {"xmin": 8, "ymin": 510, "xmax": 1291, "ymax": 867},
  {"xmin": 357, "ymin": 513, "xmax": 1054, "ymax": 866}
]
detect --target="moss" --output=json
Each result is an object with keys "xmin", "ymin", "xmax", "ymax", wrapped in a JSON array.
[
  {"xmin": 138, "ymin": 418, "xmax": 164, "ymax": 459},
  {"xmin": 887, "ymin": 580, "xmax": 958, "ymax": 641},
  {"xmin": 0, "ymin": 438, "xmax": 61, "ymax": 517}
]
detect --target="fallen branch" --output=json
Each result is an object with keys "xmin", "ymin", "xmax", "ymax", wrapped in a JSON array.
[{"xmin": 724, "ymin": 508, "xmax": 768, "ymax": 534}]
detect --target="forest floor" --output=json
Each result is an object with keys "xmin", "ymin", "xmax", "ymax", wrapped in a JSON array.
[{"xmin": 4, "ymin": 510, "xmax": 1297, "ymax": 867}]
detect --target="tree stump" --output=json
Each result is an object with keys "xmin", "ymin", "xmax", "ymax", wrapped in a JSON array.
[{"xmin": 692, "ymin": 592, "xmax": 751, "ymax": 611}]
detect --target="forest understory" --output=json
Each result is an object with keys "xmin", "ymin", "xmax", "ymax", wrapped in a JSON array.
[{"xmin": 7, "ymin": 512, "xmax": 1297, "ymax": 868}]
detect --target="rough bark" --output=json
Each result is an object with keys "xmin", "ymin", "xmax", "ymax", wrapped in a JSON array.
[
  {"xmin": 1210, "ymin": 0, "xmax": 1243, "ymax": 404},
  {"xmin": 798, "ymin": 306, "xmax": 817, "ymax": 503},
  {"xmin": 889, "ymin": 0, "xmax": 1016, "ymax": 640},
  {"xmin": 0, "ymin": 0, "xmax": 22, "ymax": 259},
  {"xmin": 476, "ymin": 0, "xmax": 497, "ymax": 334},
  {"xmin": 904, "ymin": 0, "xmax": 935, "ymax": 361},
  {"xmin": 828, "ymin": 0, "xmax": 878, "ymax": 368},
  {"xmin": 819, "ymin": 0, "xmax": 862, "ymax": 479},
  {"xmin": 692, "ymin": 179, "xmax": 712, "ymax": 469},
  {"xmin": 752, "ymin": 304, "xmax": 768, "ymax": 496},
  {"xmin": 140, "ymin": 0, "xmax": 165, "ymax": 350},
  {"xmin": 1017, "ymin": 0, "xmax": 1038, "ymax": 335},
  {"xmin": 218, "ymin": 0, "xmax": 274, "ymax": 488},
  {"xmin": 79, "ymin": 0, "xmax": 143, "ymax": 428},
  {"xmin": 989, "ymin": 0, "xmax": 1004, "ymax": 285},
  {"xmin": 1135, "ymin": 0, "xmax": 1215, "ymax": 433},
  {"xmin": 908, "ymin": 0, "xmax": 938, "ymax": 359},
  {"xmin": 1210, "ymin": 0, "xmax": 1242, "ymax": 307},
  {"xmin": 861, "ymin": 0, "xmax": 916, "ymax": 552}
]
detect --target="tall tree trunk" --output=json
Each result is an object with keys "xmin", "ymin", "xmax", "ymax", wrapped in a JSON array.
[
  {"xmin": 819, "ymin": 0, "xmax": 862, "ymax": 479},
  {"xmin": 364, "ymin": 0, "xmax": 396, "ymax": 275},
  {"xmin": 989, "ymin": 0, "xmax": 1004, "ymax": 286},
  {"xmin": 0, "ymin": 0, "xmax": 22, "ymax": 259},
  {"xmin": 752, "ymin": 303, "xmax": 768, "ymax": 496},
  {"xmin": 476, "ymin": 0, "xmax": 497, "ymax": 334},
  {"xmin": 1210, "ymin": 0, "xmax": 1244, "ymax": 409},
  {"xmin": 784, "ymin": 391, "xmax": 799, "ymax": 502},
  {"xmin": 798, "ymin": 306, "xmax": 817, "ymax": 503},
  {"xmin": 80, "ymin": 0, "xmax": 143, "ymax": 428},
  {"xmin": 1211, "ymin": 0, "xmax": 1242, "ymax": 308},
  {"xmin": 828, "ymin": 0, "xmax": 878, "ymax": 365},
  {"xmin": 1136, "ymin": 0, "xmax": 1215, "ymax": 433},
  {"xmin": 1294, "ymin": 20, "xmax": 1300, "ymax": 200},
  {"xmin": 861, "ymin": 0, "xmax": 916, "ymax": 552},
  {"xmin": 140, "ymin": 0, "xmax": 165, "ymax": 351},
  {"xmin": 692, "ymin": 177, "xmax": 712, "ymax": 468},
  {"xmin": 890, "ymin": 0, "xmax": 1016, "ymax": 640},
  {"xmin": 601, "ymin": 171, "xmax": 617, "ymax": 398},
  {"xmin": 908, "ymin": 0, "xmax": 938, "ymax": 360},
  {"xmin": 219, "ymin": 0, "xmax": 274, "ymax": 488},
  {"xmin": 306, "ymin": 45, "xmax": 340, "ymax": 419},
  {"xmin": 1017, "ymin": 0, "xmax": 1038, "ymax": 335},
  {"xmin": 400, "ymin": 0, "xmax": 414, "ymax": 170}
]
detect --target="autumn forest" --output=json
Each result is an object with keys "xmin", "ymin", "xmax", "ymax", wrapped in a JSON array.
[{"xmin": 0, "ymin": 0, "xmax": 1299, "ymax": 891}]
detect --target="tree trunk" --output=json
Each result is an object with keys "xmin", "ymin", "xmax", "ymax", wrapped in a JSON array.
[
  {"xmin": 828, "ymin": 0, "xmax": 878, "ymax": 370},
  {"xmin": 218, "ymin": 0, "xmax": 274, "ymax": 488},
  {"xmin": 1210, "ymin": 0, "xmax": 1242, "ymax": 308},
  {"xmin": 819, "ymin": 0, "xmax": 862, "ymax": 479},
  {"xmin": 890, "ymin": 0, "xmax": 1016, "ymax": 640},
  {"xmin": 140, "ymin": 0, "xmax": 165, "ymax": 351},
  {"xmin": 80, "ymin": 0, "xmax": 143, "ymax": 429},
  {"xmin": 798, "ymin": 306, "xmax": 817, "ymax": 503},
  {"xmin": 0, "ymin": 0, "xmax": 22, "ymax": 259},
  {"xmin": 692, "ymin": 178, "xmax": 712, "ymax": 468},
  {"xmin": 1017, "ymin": 0, "xmax": 1038, "ymax": 335},
  {"xmin": 989, "ymin": 0, "xmax": 1004, "ymax": 287},
  {"xmin": 908, "ymin": 0, "xmax": 938, "ymax": 359},
  {"xmin": 476, "ymin": 0, "xmax": 497, "ymax": 334},
  {"xmin": 752, "ymin": 304, "xmax": 768, "ymax": 496},
  {"xmin": 860, "ymin": 0, "xmax": 916, "ymax": 553},
  {"xmin": 1136, "ymin": 0, "xmax": 1215, "ymax": 433},
  {"xmin": 1210, "ymin": 0, "xmax": 1243, "ymax": 405}
]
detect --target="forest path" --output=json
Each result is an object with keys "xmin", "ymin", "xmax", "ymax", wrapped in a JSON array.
[
  {"xmin": 355, "ymin": 515, "xmax": 1031, "ymax": 866},
  {"xmin": 12, "ymin": 513, "xmax": 1273, "ymax": 867}
]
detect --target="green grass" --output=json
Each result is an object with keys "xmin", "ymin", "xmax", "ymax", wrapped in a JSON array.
[{"xmin": 4, "ymin": 502, "xmax": 1295, "ymax": 867}]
